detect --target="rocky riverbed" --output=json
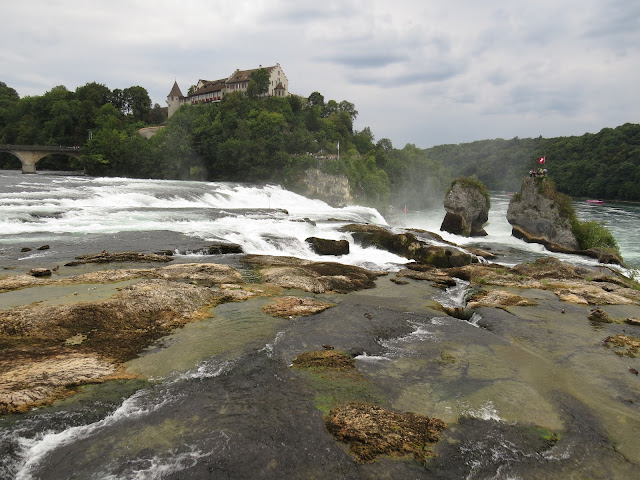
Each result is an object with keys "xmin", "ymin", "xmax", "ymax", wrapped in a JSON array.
[{"xmin": 1, "ymin": 243, "xmax": 640, "ymax": 478}]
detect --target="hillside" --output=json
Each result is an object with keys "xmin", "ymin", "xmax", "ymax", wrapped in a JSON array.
[
  {"xmin": 2, "ymin": 80, "xmax": 639, "ymax": 204},
  {"xmin": 424, "ymin": 123, "xmax": 640, "ymax": 201}
]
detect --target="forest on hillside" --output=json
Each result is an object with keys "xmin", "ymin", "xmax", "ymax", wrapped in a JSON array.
[
  {"xmin": 2, "ymin": 79, "xmax": 640, "ymax": 205},
  {"xmin": 425, "ymin": 124, "xmax": 640, "ymax": 201}
]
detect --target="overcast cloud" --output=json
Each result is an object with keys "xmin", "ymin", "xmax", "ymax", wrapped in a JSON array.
[{"xmin": 1, "ymin": 0, "xmax": 639, "ymax": 148}]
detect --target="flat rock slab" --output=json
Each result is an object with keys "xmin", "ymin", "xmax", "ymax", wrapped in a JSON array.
[
  {"xmin": 65, "ymin": 251, "xmax": 174, "ymax": 266},
  {"xmin": 262, "ymin": 296, "xmax": 336, "ymax": 318}
]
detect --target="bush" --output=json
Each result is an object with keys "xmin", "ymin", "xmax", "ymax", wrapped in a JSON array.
[
  {"xmin": 571, "ymin": 219, "xmax": 619, "ymax": 252},
  {"xmin": 535, "ymin": 177, "xmax": 574, "ymax": 220}
]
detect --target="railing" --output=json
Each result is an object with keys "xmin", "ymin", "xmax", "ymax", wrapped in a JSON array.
[{"xmin": 0, "ymin": 145, "xmax": 82, "ymax": 152}]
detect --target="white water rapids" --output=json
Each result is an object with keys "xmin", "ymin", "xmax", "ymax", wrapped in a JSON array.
[{"xmin": 2, "ymin": 171, "xmax": 637, "ymax": 276}]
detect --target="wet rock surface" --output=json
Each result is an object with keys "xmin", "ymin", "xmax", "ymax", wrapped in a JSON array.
[
  {"xmin": 64, "ymin": 251, "xmax": 174, "ymax": 266},
  {"xmin": 2, "ymin": 250, "xmax": 640, "ymax": 479},
  {"xmin": 445, "ymin": 257, "xmax": 639, "ymax": 306},
  {"xmin": 0, "ymin": 278, "xmax": 225, "ymax": 413},
  {"xmin": 467, "ymin": 289, "xmax": 538, "ymax": 308},
  {"xmin": 0, "ymin": 352, "xmax": 123, "ymax": 414}
]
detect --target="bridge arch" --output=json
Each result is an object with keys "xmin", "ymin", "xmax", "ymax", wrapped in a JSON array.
[{"xmin": 0, "ymin": 145, "xmax": 82, "ymax": 174}]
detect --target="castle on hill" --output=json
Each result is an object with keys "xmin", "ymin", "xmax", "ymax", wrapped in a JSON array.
[{"xmin": 167, "ymin": 63, "xmax": 289, "ymax": 118}]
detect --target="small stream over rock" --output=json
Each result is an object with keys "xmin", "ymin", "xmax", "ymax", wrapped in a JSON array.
[{"xmin": 1, "ymin": 273, "xmax": 639, "ymax": 478}]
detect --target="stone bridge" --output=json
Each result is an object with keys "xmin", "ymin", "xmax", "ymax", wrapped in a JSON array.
[{"xmin": 0, "ymin": 145, "xmax": 83, "ymax": 174}]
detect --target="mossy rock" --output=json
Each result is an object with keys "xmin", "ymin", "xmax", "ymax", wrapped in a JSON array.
[
  {"xmin": 325, "ymin": 403, "xmax": 447, "ymax": 464},
  {"xmin": 292, "ymin": 350, "xmax": 356, "ymax": 370}
]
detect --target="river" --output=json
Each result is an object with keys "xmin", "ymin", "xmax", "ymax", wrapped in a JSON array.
[
  {"xmin": 1, "ymin": 170, "xmax": 639, "ymax": 479},
  {"xmin": 1, "ymin": 170, "xmax": 638, "ymax": 275}
]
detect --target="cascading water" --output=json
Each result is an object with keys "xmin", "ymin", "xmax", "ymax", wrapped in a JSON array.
[
  {"xmin": 0, "ymin": 172, "xmax": 411, "ymax": 272},
  {"xmin": 2, "ymin": 171, "xmax": 640, "ymax": 479}
]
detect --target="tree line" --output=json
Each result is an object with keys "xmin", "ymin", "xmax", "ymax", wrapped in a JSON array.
[
  {"xmin": 2, "ymin": 78, "xmax": 640, "ymax": 205},
  {"xmin": 421, "ymin": 124, "xmax": 640, "ymax": 202}
]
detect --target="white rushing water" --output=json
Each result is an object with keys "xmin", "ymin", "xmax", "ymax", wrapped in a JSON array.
[
  {"xmin": 1, "ymin": 171, "xmax": 638, "ymax": 276},
  {"xmin": 0, "ymin": 172, "xmax": 411, "ymax": 271}
]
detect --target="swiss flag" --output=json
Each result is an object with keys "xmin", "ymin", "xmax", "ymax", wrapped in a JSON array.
[{"xmin": 538, "ymin": 156, "xmax": 546, "ymax": 164}]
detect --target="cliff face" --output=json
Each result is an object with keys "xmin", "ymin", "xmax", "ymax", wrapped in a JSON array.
[
  {"xmin": 440, "ymin": 180, "xmax": 490, "ymax": 237},
  {"xmin": 507, "ymin": 177, "xmax": 579, "ymax": 251},
  {"xmin": 300, "ymin": 169, "xmax": 352, "ymax": 207}
]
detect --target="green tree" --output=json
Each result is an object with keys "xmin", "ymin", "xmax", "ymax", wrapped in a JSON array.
[
  {"xmin": 307, "ymin": 91, "xmax": 324, "ymax": 108},
  {"xmin": 247, "ymin": 67, "xmax": 271, "ymax": 98},
  {"xmin": 123, "ymin": 86, "xmax": 151, "ymax": 122}
]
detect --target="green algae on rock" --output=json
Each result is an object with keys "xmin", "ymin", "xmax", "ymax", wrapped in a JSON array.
[{"xmin": 292, "ymin": 350, "xmax": 356, "ymax": 370}]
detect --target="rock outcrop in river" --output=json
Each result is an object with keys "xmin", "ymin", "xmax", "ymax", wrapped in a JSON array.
[
  {"xmin": 440, "ymin": 177, "xmax": 490, "ymax": 236},
  {"xmin": 341, "ymin": 224, "xmax": 472, "ymax": 268},
  {"xmin": 507, "ymin": 177, "xmax": 579, "ymax": 252}
]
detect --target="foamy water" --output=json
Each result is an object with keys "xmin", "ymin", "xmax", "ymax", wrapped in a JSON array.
[{"xmin": 0, "ymin": 171, "xmax": 410, "ymax": 271}]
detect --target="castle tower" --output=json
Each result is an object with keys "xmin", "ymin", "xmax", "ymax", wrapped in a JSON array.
[{"xmin": 167, "ymin": 81, "xmax": 184, "ymax": 119}]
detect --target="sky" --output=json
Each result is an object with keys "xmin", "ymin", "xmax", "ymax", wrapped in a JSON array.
[{"xmin": 2, "ymin": 0, "xmax": 639, "ymax": 148}]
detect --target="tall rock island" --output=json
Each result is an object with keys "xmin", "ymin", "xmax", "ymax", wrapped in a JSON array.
[
  {"xmin": 440, "ymin": 177, "xmax": 490, "ymax": 237},
  {"xmin": 507, "ymin": 177, "xmax": 579, "ymax": 252}
]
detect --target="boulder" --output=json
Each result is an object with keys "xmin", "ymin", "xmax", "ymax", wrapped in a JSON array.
[
  {"xmin": 507, "ymin": 178, "xmax": 579, "ymax": 251},
  {"xmin": 189, "ymin": 243, "xmax": 244, "ymax": 255},
  {"xmin": 341, "ymin": 224, "xmax": 472, "ymax": 268},
  {"xmin": 306, "ymin": 237, "xmax": 349, "ymax": 256},
  {"xmin": 441, "ymin": 178, "xmax": 490, "ymax": 236},
  {"xmin": 28, "ymin": 268, "xmax": 52, "ymax": 277}
]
